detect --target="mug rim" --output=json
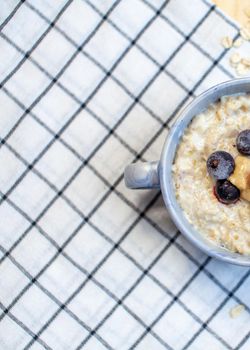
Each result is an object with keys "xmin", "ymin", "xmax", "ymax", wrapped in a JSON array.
[{"xmin": 159, "ymin": 77, "xmax": 250, "ymax": 266}]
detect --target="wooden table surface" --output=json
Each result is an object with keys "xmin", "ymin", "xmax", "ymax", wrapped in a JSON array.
[{"xmin": 214, "ymin": 0, "xmax": 250, "ymax": 26}]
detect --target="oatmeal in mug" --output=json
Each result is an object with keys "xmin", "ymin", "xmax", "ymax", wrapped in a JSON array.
[{"xmin": 173, "ymin": 94, "xmax": 250, "ymax": 254}]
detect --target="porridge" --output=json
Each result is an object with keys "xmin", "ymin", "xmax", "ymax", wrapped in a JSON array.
[{"xmin": 173, "ymin": 94, "xmax": 250, "ymax": 254}]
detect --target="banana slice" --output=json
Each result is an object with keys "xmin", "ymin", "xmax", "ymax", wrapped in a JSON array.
[
  {"xmin": 229, "ymin": 155, "xmax": 250, "ymax": 190},
  {"xmin": 241, "ymin": 189, "xmax": 250, "ymax": 201}
]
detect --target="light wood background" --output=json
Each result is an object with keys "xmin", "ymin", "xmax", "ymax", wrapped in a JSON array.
[{"xmin": 213, "ymin": 0, "xmax": 250, "ymax": 26}]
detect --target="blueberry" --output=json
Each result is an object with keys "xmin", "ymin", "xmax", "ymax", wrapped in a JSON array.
[
  {"xmin": 214, "ymin": 180, "xmax": 240, "ymax": 204},
  {"xmin": 236, "ymin": 129, "xmax": 250, "ymax": 155},
  {"xmin": 207, "ymin": 151, "xmax": 235, "ymax": 179}
]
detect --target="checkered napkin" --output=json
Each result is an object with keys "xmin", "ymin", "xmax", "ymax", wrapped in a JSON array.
[{"xmin": 0, "ymin": 0, "xmax": 250, "ymax": 349}]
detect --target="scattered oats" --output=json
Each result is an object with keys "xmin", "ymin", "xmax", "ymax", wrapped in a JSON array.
[
  {"xmin": 244, "ymin": 7, "xmax": 250, "ymax": 18},
  {"xmin": 229, "ymin": 304, "xmax": 245, "ymax": 319},
  {"xmin": 221, "ymin": 36, "xmax": 233, "ymax": 48},
  {"xmin": 240, "ymin": 25, "xmax": 250, "ymax": 41},
  {"xmin": 230, "ymin": 52, "xmax": 241, "ymax": 66},
  {"xmin": 242, "ymin": 58, "xmax": 250, "ymax": 67},
  {"xmin": 236, "ymin": 62, "xmax": 249, "ymax": 76},
  {"xmin": 233, "ymin": 37, "xmax": 243, "ymax": 48}
]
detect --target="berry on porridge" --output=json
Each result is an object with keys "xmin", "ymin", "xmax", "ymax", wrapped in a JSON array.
[
  {"xmin": 207, "ymin": 151, "xmax": 235, "ymax": 180},
  {"xmin": 214, "ymin": 180, "xmax": 240, "ymax": 205},
  {"xmin": 236, "ymin": 129, "xmax": 250, "ymax": 155}
]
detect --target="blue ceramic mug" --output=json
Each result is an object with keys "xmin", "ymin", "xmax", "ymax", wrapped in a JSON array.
[{"xmin": 124, "ymin": 78, "xmax": 250, "ymax": 266}]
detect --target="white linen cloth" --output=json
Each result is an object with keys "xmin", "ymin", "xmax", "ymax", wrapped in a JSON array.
[{"xmin": 0, "ymin": 1, "xmax": 249, "ymax": 349}]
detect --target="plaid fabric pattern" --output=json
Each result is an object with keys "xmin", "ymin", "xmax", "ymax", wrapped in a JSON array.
[{"xmin": 0, "ymin": 0, "xmax": 250, "ymax": 349}]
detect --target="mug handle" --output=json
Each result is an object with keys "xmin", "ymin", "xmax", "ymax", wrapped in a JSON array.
[{"xmin": 124, "ymin": 161, "xmax": 160, "ymax": 189}]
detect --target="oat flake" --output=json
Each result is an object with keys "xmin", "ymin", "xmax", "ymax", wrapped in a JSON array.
[
  {"xmin": 236, "ymin": 62, "xmax": 249, "ymax": 76},
  {"xmin": 241, "ymin": 58, "xmax": 250, "ymax": 67},
  {"xmin": 230, "ymin": 52, "xmax": 241, "ymax": 65},
  {"xmin": 229, "ymin": 304, "xmax": 245, "ymax": 319},
  {"xmin": 240, "ymin": 26, "xmax": 250, "ymax": 40},
  {"xmin": 233, "ymin": 37, "xmax": 243, "ymax": 48},
  {"xmin": 221, "ymin": 36, "xmax": 233, "ymax": 48}
]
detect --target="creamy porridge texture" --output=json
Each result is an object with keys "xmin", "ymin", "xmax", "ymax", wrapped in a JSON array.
[{"xmin": 173, "ymin": 94, "xmax": 250, "ymax": 254}]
